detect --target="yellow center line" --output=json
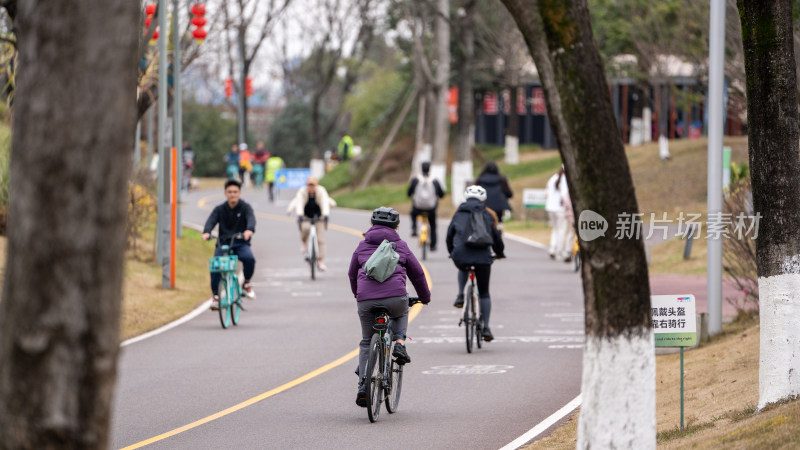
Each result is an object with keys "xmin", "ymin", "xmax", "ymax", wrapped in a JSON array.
[{"xmin": 122, "ymin": 195, "xmax": 431, "ymax": 449}]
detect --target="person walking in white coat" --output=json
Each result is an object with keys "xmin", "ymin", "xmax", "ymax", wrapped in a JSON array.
[{"xmin": 545, "ymin": 167, "xmax": 570, "ymax": 260}]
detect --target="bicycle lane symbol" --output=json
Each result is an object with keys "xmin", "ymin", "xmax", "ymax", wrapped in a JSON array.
[{"xmin": 422, "ymin": 365, "xmax": 514, "ymax": 375}]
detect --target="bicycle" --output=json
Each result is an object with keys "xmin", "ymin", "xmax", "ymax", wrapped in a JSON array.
[
  {"xmin": 418, "ymin": 215, "xmax": 429, "ymax": 260},
  {"xmin": 303, "ymin": 216, "xmax": 320, "ymax": 280},
  {"xmin": 364, "ymin": 296, "xmax": 422, "ymax": 423},
  {"xmin": 458, "ymin": 265, "xmax": 483, "ymax": 353},
  {"xmin": 572, "ymin": 235, "xmax": 580, "ymax": 273},
  {"xmin": 226, "ymin": 164, "xmax": 239, "ymax": 181},
  {"xmin": 209, "ymin": 233, "xmax": 245, "ymax": 329}
]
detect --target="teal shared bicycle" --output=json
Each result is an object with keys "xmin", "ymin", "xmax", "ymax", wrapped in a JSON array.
[{"xmin": 209, "ymin": 233, "xmax": 245, "ymax": 329}]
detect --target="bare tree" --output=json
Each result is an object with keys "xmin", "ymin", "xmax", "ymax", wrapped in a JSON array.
[
  {"xmin": 737, "ymin": 0, "xmax": 800, "ymax": 409},
  {"xmin": 499, "ymin": 0, "xmax": 654, "ymax": 447},
  {"xmin": 278, "ymin": 0, "xmax": 376, "ymax": 169},
  {"xmin": 220, "ymin": 0, "xmax": 292, "ymax": 142},
  {"xmin": 0, "ymin": 0, "xmax": 139, "ymax": 447}
]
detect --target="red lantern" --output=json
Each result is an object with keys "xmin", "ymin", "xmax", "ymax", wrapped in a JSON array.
[
  {"xmin": 144, "ymin": 3, "xmax": 158, "ymax": 42},
  {"xmin": 245, "ymin": 77, "xmax": 253, "ymax": 97},
  {"xmin": 192, "ymin": 28, "xmax": 207, "ymax": 41},
  {"xmin": 224, "ymin": 78, "xmax": 233, "ymax": 98},
  {"xmin": 190, "ymin": 4, "xmax": 206, "ymax": 16},
  {"xmin": 190, "ymin": 3, "xmax": 207, "ymax": 44}
]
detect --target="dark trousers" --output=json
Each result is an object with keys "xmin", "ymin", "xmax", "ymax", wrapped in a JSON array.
[
  {"xmin": 410, "ymin": 206, "xmax": 438, "ymax": 248},
  {"xmin": 457, "ymin": 264, "xmax": 492, "ymax": 329},
  {"xmin": 210, "ymin": 242, "xmax": 255, "ymax": 295},
  {"xmin": 356, "ymin": 295, "xmax": 409, "ymax": 378}
]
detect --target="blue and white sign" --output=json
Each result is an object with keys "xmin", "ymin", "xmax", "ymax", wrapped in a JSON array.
[{"xmin": 274, "ymin": 168, "xmax": 311, "ymax": 189}]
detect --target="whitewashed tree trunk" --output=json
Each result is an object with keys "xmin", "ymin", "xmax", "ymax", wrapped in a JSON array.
[
  {"xmin": 499, "ymin": 1, "xmax": 655, "ymax": 447},
  {"xmin": 738, "ymin": 0, "xmax": 800, "ymax": 410}
]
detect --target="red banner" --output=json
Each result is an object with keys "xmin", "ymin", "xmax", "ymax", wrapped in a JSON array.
[
  {"xmin": 447, "ymin": 86, "xmax": 459, "ymax": 123},
  {"xmin": 532, "ymin": 88, "xmax": 546, "ymax": 115},
  {"xmin": 483, "ymin": 91, "xmax": 498, "ymax": 115}
]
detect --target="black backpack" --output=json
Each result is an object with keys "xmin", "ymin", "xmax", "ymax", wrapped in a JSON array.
[{"xmin": 465, "ymin": 209, "xmax": 493, "ymax": 248}]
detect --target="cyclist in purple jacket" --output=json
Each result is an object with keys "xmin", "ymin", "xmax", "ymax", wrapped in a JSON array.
[{"xmin": 348, "ymin": 207, "xmax": 431, "ymax": 407}]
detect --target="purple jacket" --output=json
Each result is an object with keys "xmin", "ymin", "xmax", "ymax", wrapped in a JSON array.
[{"xmin": 348, "ymin": 225, "xmax": 431, "ymax": 303}]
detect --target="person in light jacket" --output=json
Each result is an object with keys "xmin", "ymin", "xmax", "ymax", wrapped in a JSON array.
[{"xmin": 287, "ymin": 176, "xmax": 334, "ymax": 271}]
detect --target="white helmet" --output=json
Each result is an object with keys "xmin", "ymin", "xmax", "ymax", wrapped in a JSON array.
[
  {"xmin": 239, "ymin": 142, "xmax": 248, "ymax": 150},
  {"xmin": 464, "ymin": 185, "xmax": 487, "ymax": 202}
]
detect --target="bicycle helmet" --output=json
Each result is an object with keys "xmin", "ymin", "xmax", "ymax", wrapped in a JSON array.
[
  {"xmin": 464, "ymin": 185, "xmax": 487, "ymax": 202},
  {"xmin": 371, "ymin": 206, "xmax": 400, "ymax": 228}
]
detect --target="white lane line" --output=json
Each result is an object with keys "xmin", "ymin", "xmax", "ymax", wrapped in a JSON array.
[
  {"xmin": 498, "ymin": 395, "xmax": 582, "ymax": 450},
  {"xmin": 498, "ymin": 233, "xmax": 581, "ymax": 448},
  {"xmin": 121, "ymin": 299, "xmax": 212, "ymax": 347},
  {"xmin": 503, "ymin": 232, "xmax": 549, "ymax": 251}
]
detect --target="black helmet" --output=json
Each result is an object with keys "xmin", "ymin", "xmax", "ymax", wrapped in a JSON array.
[{"xmin": 371, "ymin": 206, "xmax": 400, "ymax": 228}]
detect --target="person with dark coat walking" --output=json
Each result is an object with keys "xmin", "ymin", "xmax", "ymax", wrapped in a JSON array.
[
  {"xmin": 476, "ymin": 161, "xmax": 513, "ymax": 222},
  {"xmin": 446, "ymin": 185, "xmax": 505, "ymax": 341}
]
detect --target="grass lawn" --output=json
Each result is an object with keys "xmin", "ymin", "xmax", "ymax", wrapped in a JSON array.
[
  {"xmin": 121, "ymin": 226, "xmax": 216, "ymax": 339},
  {"xmin": 0, "ymin": 228, "xmax": 212, "ymax": 340},
  {"xmin": 525, "ymin": 319, "xmax": 800, "ymax": 449}
]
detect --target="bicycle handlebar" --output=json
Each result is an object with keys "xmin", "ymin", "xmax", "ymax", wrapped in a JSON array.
[{"xmin": 408, "ymin": 297, "xmax": 422, "ymax": 307}]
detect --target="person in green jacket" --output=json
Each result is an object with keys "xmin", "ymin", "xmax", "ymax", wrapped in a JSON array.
[
  {"xmin": 337, "ymin": 134, "xmax": 354, "ymax": 161},
  {"xmin": 266, "ymin": 153, "xmax": 285, "ymax": 202}
]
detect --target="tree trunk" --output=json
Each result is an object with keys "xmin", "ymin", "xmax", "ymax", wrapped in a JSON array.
[
  {"xmin": 453, "ymin": 0, "xmax": 476, "ymax": 204},
  {"xmin": 0, "ymin": 1, "xmax": 139, "ymax": 447},
  {"xmin": 431, "ymin": 0, "xmax": 450, "ymax": 173},
  {"xmin": 738, "ymin": 0, "xmax": 800, "ymax": 409},
  {"xmin": 454, "ymin": 1, "xmax": 475, "ymax": 163},
  {"xmin": 499, "ymin": 0, "xmax": 654, "ymax": 447}
]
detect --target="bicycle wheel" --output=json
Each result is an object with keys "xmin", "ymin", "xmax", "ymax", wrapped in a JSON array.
[
  {"xmin": 474, "ymin": 287, "xmax": 482, "ymax": 349},
  {"xmin": 464, "ymin": 289, "xmax": 474, "ymax": 354},
  {"xmin": 422, "ymin": 241, "xmax": 427, "ymax": 260},
  {"xmin": 217, "ymin": 280, "xmax": 231, "ymax": 329},
  {"xmin": 385, "ymin": 341, "xmax": 404, "ymax": 413},
  {"xmin": 574, "ymin": 250, "xmax": 581, "ymax": 273},
  {"xmin": 230, "ymin": 278, "xmax": 241, "ymax": 326},
  {"xmin": 309, "ymin": 235, "xmax": 317, "ymax": 281},
  {"xmin": 365, "ymin": 334, "xmax": 382, "ymax": 422}
]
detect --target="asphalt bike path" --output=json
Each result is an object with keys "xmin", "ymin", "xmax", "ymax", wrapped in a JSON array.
[{"xmin": 110, "ymin": 186, "xmax": 584, "ymax": 449}]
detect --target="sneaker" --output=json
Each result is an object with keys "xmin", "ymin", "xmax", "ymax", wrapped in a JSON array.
[
  {"xmin": 355, "ymin": 380, "xmax": 368, "ymax": 407},
  {"xmin": 411, "ymin": 230, "xmax": 418, "ymax": 237},
  {"xmin": 430, "ymin": 245, "xmax": 437, "ymax": 252},
  {"xmin": 482, "ymin": 327, "xmax": 494, "ymax": 342},
  {"xmin": 242, "ymin": 281, "xmax": 255, "ymax": 299},
  {"xmin": 210, "ymin": 295, "xmax": 220, "ymax": 311},
  {"xmin": 392, "ymin": 342, "xmax": 411, "ymax": 365},
  {"xmin": 453, "ymin": 295, "xmax": 464, "ymax": 308},
  {"xmin": 317, "ymin": 261, "xmax": 327, "ymax": 272}
]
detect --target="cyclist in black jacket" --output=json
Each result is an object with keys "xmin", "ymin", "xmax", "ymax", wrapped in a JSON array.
[
  {"xmin": 446, "ymin": 185, "xmax": 505, "ymax": 341},
  {"xmin": 202, "ymin": 180, "xmax": 257, "ymax": 308}
]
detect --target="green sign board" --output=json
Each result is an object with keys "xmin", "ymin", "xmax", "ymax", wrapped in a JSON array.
[{"xmin": 652, "ymin": 294, "xmax": 697, "ymax": 347}]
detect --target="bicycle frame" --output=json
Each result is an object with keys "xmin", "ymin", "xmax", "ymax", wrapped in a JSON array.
[
  {"xmin": 209, "ymin": 234, "xmax": 244, "ymax": 329},
  {"xmin": 303, "ymin": 216, "xmax": 320, "ymax": 280},
  {"xmin": 459, "ymin": 267, "xmax": 482, "ymax": 353}
]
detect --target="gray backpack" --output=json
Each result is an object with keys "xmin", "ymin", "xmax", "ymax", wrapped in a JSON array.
[
  {"xmin": 364, "ymin": 239, "xmax": 399, "ymax": 282},
  {"xmin": 413, "ymin": 176, "xmax": 437, "ymax": 209}
]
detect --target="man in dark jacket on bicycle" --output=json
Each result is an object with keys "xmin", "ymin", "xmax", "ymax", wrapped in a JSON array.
[
  {"xmin": 202, "ymin": 180, "xmax": 257, "ymax": 309},
  {"xmin": 446, "ymin": 185, "xmax": 505, "ymax": 341}
]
